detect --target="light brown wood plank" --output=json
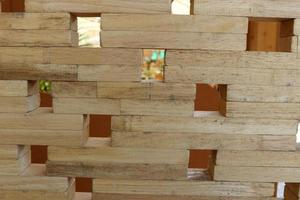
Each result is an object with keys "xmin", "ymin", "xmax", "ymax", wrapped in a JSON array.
[
  {"xmin": 0, "ymin": 94, "xmax": 40, "ymax": 113},
  {"xmin": 0, "ymin": 80, "xmax": 38, "ymax": 97},
  {"xmin": 52, "ymin": 82, "xmax": 97, "ymax": 98}
]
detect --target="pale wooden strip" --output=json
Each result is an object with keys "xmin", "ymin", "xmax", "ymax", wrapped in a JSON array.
[
  {"xmin": 78, "ymin": 65, "xmax": 140, "ymax": 82},
  {"xmin": 102, "ymin": 14, "xmax": 248, "ymax": 33},
  {"xmin": 166, "ymin": 50, "xmax": 300, "ymax": 70},
  {"xmin": 194, "ymin": 0, "xmax": 300, "ymax": 18},
  {"xmin": 0, "ymin": 81, "xmax": 38, "ymax": 97},
  {"xmin": 112, "ymin": 116, "xmax": 297, "ymax": 135},
  {"xmin": 93, "ymin": 179, "xmax": 274, "ymax": 197},
  {"xmin": 274, "ymin": 69, "xmax": 300, "ymax": 86},
  {"xmin": 0, "ymin": 13, "xmax": 73, "ymax": 30},
  {"xmin": 0, "ymin": 94, "xmax": 40, "ymax": 113},
  {"xmin": 47, "ymin": 146, "xmax": 188, "ymax": 180},
  {"xmin": 0, "ymin": 150, "xmax": 30, "ymax": 176},
  {"xmin": 120, "ymin": 99, "xmax": 194, "ymax": 117},
  {"xmin": 0, "ymin": 145, "xmax": 20, "ymax": 160},
  {"xmin": 214, "ymin": 166, "xmax": 300, "ymax": 183},
  {"xmin": 294, "ymin": 19, "xmax": 300, "ymax": 35},
  {"xmin": 227, "ymin": 85, "xmax": 300, "ymax": 103},
  {"xmin": 25, "ymin": 0, "xmax": 172, "ymax": 14},
  {"xmin": 0, "ymin": 30, "xmax": 77, "ymax": 47},
  {"xmin": 217, "ymin": 151, "xmax": 300, "ymax": 167},
  {"xmin": 101, "ymin": 31, "xmax": 246, "ymax": 50},
  {"xmin": 53, "ymin": 98, "xmax": 120, "ymax": 115},
  {"xmin": 52, "ymin": 82, "xmax": 97, "ymax": 98},
  {"xmin": 112, "ymin": 131, "xmax": 295, "ymax": 151},
  {"xmin": 226, "ymin": 101, "xmax": 300, "ymax": 120}
]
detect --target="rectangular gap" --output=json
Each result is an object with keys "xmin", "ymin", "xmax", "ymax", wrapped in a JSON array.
[
  {"xmin": 142, "ymin": 49, "xmax": 165, "ymax": 82},
  {"xmin": 188, "ymin": 150, "xmax": 216, "ymax": 181},
  {"xmin": 31, "ymin": 145, "xmax": 48, "ymax": 164},
  {"xmin": 77, "ymin": 16, "xmax": 101, "ymax": 47},
  {"xmin": 89, "ymin": 115, "xmax": 111, "ymax": 138},
  {"xmin": 1, "ymin": 0, "xmax": 25, "ymax": 12},
  {"xmin": 247, "ymin": 18, "xmax": 294, "ymax": 52},
  {"xmin": 75, "ymin": 178, "xmax": 93, "ymax": 200},
  {"xmin": 171, "ymin": 0, "xmax": 192, "ymax": 15},
  {"xmin": 194, "ymin": 84, "xmax": 226, "ymax": 117},
  {"xmin": 40, "ymin": 80, "xmax": 53, "ymax": 108}
]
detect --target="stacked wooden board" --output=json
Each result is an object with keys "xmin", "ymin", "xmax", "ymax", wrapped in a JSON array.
[{"xmin": 0, "ymin": 0, "xmax": 300, "ymax": 199}]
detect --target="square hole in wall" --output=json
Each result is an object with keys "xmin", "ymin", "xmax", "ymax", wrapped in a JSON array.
[
  {"xmin": 76, "ymin": 177, "xmax": 93, "ymax": 193},
  {"xmin": 77, "ymin": 16, "xmax": 101, "ymax": 47},
  {"xmin": 194, "ymin": 84, "xmax": 226, "ymax": 117},
  {"xmin": 39, "ymin": 80, "xmax": 52, "ymax": 108},
  {"xmin": 142, "ymin": 49, "xmax": 165, "ymax": 82},
  {"xmin": 31, "ymin": 145, "xmax": 48, "ymax": 164},
  {"xmin": 247, "ymin": 19, "xmax": 294, "ymax": 52},
  {"xmin": 89, "ymin": 115, "xmax": 111, "ymax": 138},
  {"xmin": 1, "ymin": 0, "xmax": 24, "ymax": 12},
  {"xmin": 284, "ymin": 183, "xmax": 300, "ymax": 199},
  {"xmin": 188, "ymin": 150, "xmax": 216, "ymax": 181},
  {"xmin": 171, "ymin": 0, "xmax": 192, "ymax": 15}
]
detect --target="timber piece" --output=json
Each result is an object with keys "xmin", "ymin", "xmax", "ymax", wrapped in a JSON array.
[
  {"xmin": 53, "ymin": 98, "xmax": 120, "ymax": 115},
  {"xmin": 93, "ymin": 179, "xmax": 274, "ymax": 198},
  {"xmin": 102, "ymin": 14, "xmax": 248, "ymax": 33},
  {"xmin": 112, "ymin": 115, "xmax": 298, "ymax": 136},
  {"xmin": 46, "ymin": 146, "xmax": 188, "ymax": 180},
  {"xmin": 214, "ymin": 166, "xmax": 300, "ymax": 183},
  {"xmin": 25, "ymin": 0, "xmax": 172, "ymax": 14},
  {"xmin": 97, "ymin": 82, "xmax": 196, "ymax": 100},
  {"xmin": 0, "ymin": 13, "xmax": 75, "ymax": 30},
  {"xmin": 0, "ymin": 145, "xmax": 29, "ymax": 160},
  {"xmin": 226, "ymin": 101, "xmax": 300, "ymax": 120},
  {"xmin": 101, "ymin": 31, "xmax": 247, "ymax": 50},
  {"xmin": 0, "ymin": 94, "xmax": 40, "ymax": 113},
  {"xmin": 0, "ymin": 108, "xmax": 84, "ymax": 130},
  {"xmin": 194, "ymin": 0, "xmax": 300, "ymax": 18},
  {"xmin": 52, "ymin": 82, "xmax": 97, "ymax": 98},
  {"xmin": 111, "ymin": 131, "xmax": 295, "ymax": 151},
  {"xmin": 0, "ymin": 80, "xmax": 38, "ymax": 97},
  {"xmin": 0, "ymin": 149, "xmax": 30, "ymax": 176},
  {"xmin": 120, "ymin": 99, "xmax": 194, "ymax": 117},
  {"xmin": 0, "ymin": 30, "xmax": 78, "ymax": 47},
  {"xmin": 78, "ymin": 65, "xmax": 140, "ymax": 82},
  {"xmin": 166, "ymin": 50, "xmax": 300, "ymax": 70},
  {"xmin": 227, "ymin": 85, "xmax": 300, "ymax": 103},
  {"xmin": 0, "ymin": 176, "xmax": 75, "ymax": 200}
]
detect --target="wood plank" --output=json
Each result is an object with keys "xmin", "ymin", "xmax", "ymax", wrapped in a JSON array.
[
  {"xmin": 0, "ymin": 13, "xmax": 74, "ymax": 30},
  {"xmin": 0, "ymin": 176, "xmax": 75, "ymax": 200},
  {"xmin": 112, "ymin": 116, "xmax": 298, "ymax": 136},
  {"xmin": 78, "ymin": 65, "xmax": 140, "ymax": 82},
  {"xmin": 52, "ymin": 82, "xmax": 97, "ymax": 98},
  {"xmin": 47, "ymin": 146, "xmax": 188, "ymax": 180},
  {"xmin": 216, "ymin": 150, "xmax": 300, "ymax": 167},
  {"xmin": 0, "ymin": 30, "xmax": 77, "ymax": 47},
  {"xmin": 101, "ymin": 31, "xmax": 246, "ymax": 50},
  {"xmin": 226, "ymin": 101, "xmax": 300, "ymax": 120},
  {"xmin": 0, "ymin": 80, "xmax": 38, "ymax": 97},
  {"xmin": 294, "ymin": 19, "xmax": 300, "ymax": 35},
  {"xmin": 0, "ymin": 64, "xmax": 78, "ymax": 81},
  {"xmin": 0, "ymin": 108, "xmax": 84, "ymax": 130},
  {"xmin": 166, "ymin": 50, "xmax": 300, "ymax": 70},
  {"xmin": 194, "ymin": 0, "xmax": 300, "ymax": 18},
  {"xmin": 214, "ymin": 166, "xmax": 300, "ymax": 183},
  {"xmin": 93, "ymin": 179, "xmax": 274, "ymax": 197},
  {"xmin": 274, "ymin": 69, "xmax": 300, "ymax": 86},
  {"xmin": 0, "ymin": 145, "xmax": 26, "ymax": 160},
  {"xmin": 53, "ymin": 98, "xmax": 120, "ymax": 115},
  {"xmin": 25, "ymin": 0, "xmax": 172, "ymax": 14},
  {"xmin": 102, "ymin": 14, "xmax": 248, "ymax": 33},
  {"xmin": 120, "ymin": 99, "xmax": 194, "ymax": 117},
  {"xmin": 0, "ymin": 47, "xmax": 142, "ymax": 65},
  {"xmin": 112, "ymin": 131, "xmax": 295, "ymax": 151},
  {"xmin": 0, "ymin": 94, "xmax": 40, "ymax": 113},
  {"xmin": 97, "ymin": 82, "xmax": 196, "ymax": 100},
  {"xmin": 227, "ymin": 85, "xmax": 300, "ymax": 103},
  {"xmin": 0, "ymin": 150, "xmax": 30, "ymax": 176},
  {"xmin": 165, "ymin": 65, "xmax": 273, "ymax": 85}
]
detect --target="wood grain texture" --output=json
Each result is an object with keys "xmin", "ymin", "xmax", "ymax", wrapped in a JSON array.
[
  {"xmin": 112, "ymin": 115, "xmax": 297, "ymax": 136},
  {"xmin": 97, "ymin": 82, "xmax": 196, "ymax": 100},
  {"xmin": 0, "ymin": 145, "xmax": 26, "ymax": 160},
  {"xmin": 111, "ymin": 131, "xmax": 295, "ymax": 151},
  {"xmin": 0, "ymin": 150, "xmax": 30, "ymax": 176},
  {"xmin": 102, "ymin": 14, "xmax": 248, "ymax": 33},
  {"xmin": 53, "ymin": 98, "xmax": 121, "ymax": 115},
  {"xmin": 93, "ymin": 179, "xmax": 274, "ymax": 197},
  {"xmin": 25, "ymin": 0, "xmax": 172, "ymax": 14},
  {"xmin": 0, "ymin": 80, "xmax": 38, "ymax": 97},
  {"xmin": 52, "ymin": 82, "xmax": 97, "ymax": 98},
  {"xmin": 47, "ymin": 146, "xmax": 188, "ymax": 180},
  {"xmin": 0, "ymin": 94, "xmax": 40, "ymax": 113},
  {"xmin": 0, "ymin": 13, "xmax": 74, "ymax": 30},
  {"xmin": 0, "ymin": 176, "xmax": 75, "ymax": 200},
  {"xmin": 101, "ymin": 31, "xmax": 246, "ymax": 50},
  {"xmin": 194, "ymin": 0, "xmax": 300, "ymax": 18}
]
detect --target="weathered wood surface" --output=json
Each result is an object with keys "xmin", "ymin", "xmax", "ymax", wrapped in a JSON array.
[
  {"xmin": 0, "ymin": 149, "xmax": 30, "ymax": 176},
  {"xmin": 0, "ymin": 94, "xmax": 39, "ymax": 113},
  {"xmin": 25, "ymin": 0, "xmax": 172, "ymax": 14},
  {"xmin": 102, "ymin": 14, "xmax": 248, "ymax": 33},
  {"xmin": 0, "ymin": 80, "xmax": 38, "ymax": 97},
  {"xmin": 47, "ymin": 146, "xmax": 188, "ymax": 180},
  {"xmin": 52, "ymin": 82, "xmax": 97, "ymax": 98},
  {"xmin": 194, "ymin": 0, "xmax": 300, "ymax": 18}
]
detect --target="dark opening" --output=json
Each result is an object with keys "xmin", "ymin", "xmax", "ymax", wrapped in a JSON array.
[
  {"xmin": 40, "ymin": 81, "xmax": 52, "ymax": 108},
  {"xmin": 31, "ymin": 145, "xmax": 48, "ymax": 164},
  {"xmin": 89, "ymin": 115, "xmax": 111, "ymax": 138},
  {"xmin": 1, "ymin": 0, "xmax": 24, "ymax": 12},
  {"xmin": 76, "ymin": 177, "xmax": 93, "ymax": 193}
]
